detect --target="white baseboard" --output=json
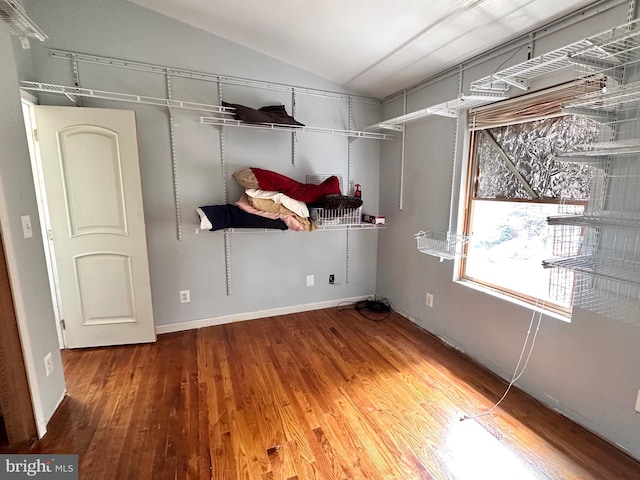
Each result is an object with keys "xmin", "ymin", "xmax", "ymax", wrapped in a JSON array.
[{"xmin": 155, "ymin": 295, "xmax": 373, "ymax": 334}]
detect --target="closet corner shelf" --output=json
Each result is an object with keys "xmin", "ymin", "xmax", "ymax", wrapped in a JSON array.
[{"xmin": 199, "ymin": 117, "xmax": 394, "ymax": 141}]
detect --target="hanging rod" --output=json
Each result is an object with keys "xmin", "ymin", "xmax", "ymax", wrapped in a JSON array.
[
  {"xmin": 366, "ymin": 93, "xmax": 508, "ymax": 131},
  {"xmin": 49, "ymin": 49, "xmax": 382, "ymax": 106},
  {"xmin": 199, "ymin": 117, "xmax": 395, "ymax": 141},
  {"xmin": 20, "ymin": 81, "xmax": 236, "ymax": 115}
]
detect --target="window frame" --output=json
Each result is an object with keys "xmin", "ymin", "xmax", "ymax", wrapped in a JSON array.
[{"xmin": 458, "ymin": 105, "xmax": 592, "ymax": 317}]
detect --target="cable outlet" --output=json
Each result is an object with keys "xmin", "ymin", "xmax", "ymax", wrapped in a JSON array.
[
  {"xmin": 179, "ymin": 290, "xmax": 191, "ymax": 303},
  {"xmin": 329, "ymin": 274, "xmax": 335, "ymax": 285},
  {"xmin": 426, "ymin": 292, "xmax": 434, "ymax": 308},
  {"xmin": 44, "ymin": 352, "xmax": 53, "ymax": 377}
]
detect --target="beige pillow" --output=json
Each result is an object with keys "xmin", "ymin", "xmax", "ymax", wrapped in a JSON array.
[{"xmin": 232, "ymin": 168, "xmax": 259, "ymax": 189}]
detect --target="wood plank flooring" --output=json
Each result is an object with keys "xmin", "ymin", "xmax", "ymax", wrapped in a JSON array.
[{"xmin": 6, "ymin": 308, "xmax": 640, "ymax": 479}]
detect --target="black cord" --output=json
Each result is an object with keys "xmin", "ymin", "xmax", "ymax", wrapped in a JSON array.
[{"xmin": 337, "ymin": 296, "xmax": 391, "ymax": 322}]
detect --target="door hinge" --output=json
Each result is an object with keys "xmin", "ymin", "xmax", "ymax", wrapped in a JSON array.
[
  {"xmin": 47, "ymin": 229, "xmax": 53, "ymax": 240},
  {"xmin": 60, "ymin": 319, "xmax": 66, "ymax": 330},
  {"xmin": 33, "ymin": 129, "xmax": 38, "ymax": 142}
]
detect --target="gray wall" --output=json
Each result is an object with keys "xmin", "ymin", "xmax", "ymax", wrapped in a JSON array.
[
  {"xmin": 20, "ymin": 0, "xmax": 382, "ymax": 330},
  {"xmin": 0, "ymin": 23, "xmax": 65, "ymax": 435},
  {"xmin": 11, "ymin": 0, "xmax": 638, "ymax": 458},
  {"xmin": 377, "ymin": 3, "xmax": 640, "ymax": 460}
]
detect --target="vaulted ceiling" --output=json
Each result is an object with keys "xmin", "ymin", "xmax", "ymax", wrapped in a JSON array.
[{"xmin": 128, "ymin": 0, "xmax": 597, "ymax": 99}]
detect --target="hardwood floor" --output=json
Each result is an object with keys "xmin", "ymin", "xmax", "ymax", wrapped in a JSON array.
[{"xmin": 8, "ymin": 308, "xmax": 640, "ymax": 479}]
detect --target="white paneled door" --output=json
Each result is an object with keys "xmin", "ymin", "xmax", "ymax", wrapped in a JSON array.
[{"xmin": 33, "ymin": 106, "xmax": 155, "ymax": 348}]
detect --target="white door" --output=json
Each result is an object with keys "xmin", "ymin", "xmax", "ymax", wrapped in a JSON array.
[{"xmin": 33, "ymin": 106, "xmax": 156, "ymax": 348}]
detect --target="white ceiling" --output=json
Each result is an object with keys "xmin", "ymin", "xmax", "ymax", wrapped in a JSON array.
[{"xmin": 128, "ymin": 0, "xmax": 596, "ymax": 99}]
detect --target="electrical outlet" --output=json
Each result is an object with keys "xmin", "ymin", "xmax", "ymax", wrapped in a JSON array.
[
  {"xmin": 329, "ymin": 274, "xmax": 335, "ymax": 285},
  {"xmin": 635, "ymin": 389, "xmax": 640, "ymax": 413},
  {"xmin": 306, "ymin": 275, "xmax": 315, "ymax": 287},
  {"xmin": 44, "ymin": 352, "xmax": 53, "ymax": 377},
  {"xmin": 426, "ymin": 292, "xmax": 434, "ymax": 308},
  {"xmin": 21, "ymin": 215, "xmax": 33, "ymax": 239},
  {"xmin": 179, "ymin": 290, "xmax": 191, "ymax": 303}
]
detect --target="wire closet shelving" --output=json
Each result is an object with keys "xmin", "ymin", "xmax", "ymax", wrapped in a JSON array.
[
  {"xmin": 414, "ymin": 231, "xmax": 470, "ymax": 261},
  {"xmin": 522, "ymin": 18, "xmax": 640, "ymax": 324},
  {"xmin": 0, "ymin": 0, "xmax": 47, "ymax": 43}
]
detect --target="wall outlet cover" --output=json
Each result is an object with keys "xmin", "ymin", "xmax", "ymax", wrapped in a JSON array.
[
  {"xmin": 179, "ymin": 290, "xmax": 191, "ymax": 303},
  {"xmin": 44, "ymin": 352, "xmax": 53, "ymax": 376},
  {"xmin": 426, "ymin": 292, "xmax": 434, "ymax": 308}
]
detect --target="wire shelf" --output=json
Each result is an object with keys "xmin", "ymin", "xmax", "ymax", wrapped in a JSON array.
[
  {"xmin": 572, "ymin": 274, "xmax": 640, "ymax": 323},
  {"xmin": 543, "ymin": 252, "xmax": 640, "ymax": 286},
  {"xmin": 488, "ymin": 17, "xmax": 640, "ymax": 322},
  {"xmin": 414, "ymin": 230, "xmax": 470, "ymax": 260},
  {"xmin": 543, "ymin": 221, "xmax": 640, "ymax": 287},
  {"xmin": 20, "ymin": 81, "xmax": 235, "ymax": 114},
  {"xmin": 548, "ymin": 214, "xmax": 640, "ymax": 229},
  {"xmin": 471, "ymin": 19, "xmax": 640, "ymax": 92},
  {"xmin": 0, "ymin": 0, "xmax": 47, "ymax": 41},
  {"xmin": 310, "ymin": 207, "xmax": 363, "ymax": 226},
  {"xmin": 547, "ymin": 267, "xmax": 576, "ymax": 306},
  {"xmin": 566, "ymin": 79, "xmax": 640, "ymax": 112},
  {"xmin": 200, "ymin": 117, "xmax": 395, "ymax": 141},
  {"xmin": 203, "ymin": 223, "xmax": 385, "ymax": 234},
  {"xmin": 366, "ymin": 93, "xmax": 508, "ymax": 131}
]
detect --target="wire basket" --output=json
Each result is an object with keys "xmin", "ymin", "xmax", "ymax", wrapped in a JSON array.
[
  {"xmin": 572, "ymin": 273, "xmax": 640, "ymax": 324},
  {"xmin": 414, "ymin": 230, "xmax": 470, "ymax": 260},
  {"xmin": 310, "ymin": 206, "xmax": 362, "ymax": 226}
]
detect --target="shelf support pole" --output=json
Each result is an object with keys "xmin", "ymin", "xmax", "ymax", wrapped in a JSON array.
[
  {"xmin": 346, "ymin": 98, "xmax": 354, "ymax": 284},
  {"xmin": 71, "ymin": 54, "xmax": 82, "ymax": 106},
  {"xmin": 218, "ymin": 79, "xmax": 232, "ymax": 296},
  {"xmin": 448, "ymin": 66, "xmax": 463, "ymax": 236},
  {"xmin": 165, "ymin": 70, "xmax": 182, "ymax": 241},
  {"xmin": 291, "ymin": 90, "xmax": 297, "ymax": 165},
  {"xmin": 399, "ymin": 91, "xmax": 407, "ymax": 210}
]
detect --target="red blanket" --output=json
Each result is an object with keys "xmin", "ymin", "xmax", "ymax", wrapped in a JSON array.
[{"xmin": 251, "ymin": 168, "xmax": 341, "ymax": 203}]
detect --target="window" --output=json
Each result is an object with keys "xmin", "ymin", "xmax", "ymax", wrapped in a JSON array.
[{"xmin": 461, "ymin": 82, "xmax": 601, "ymax": 315}]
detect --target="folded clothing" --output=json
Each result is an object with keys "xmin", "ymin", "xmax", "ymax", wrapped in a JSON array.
[
  {"xmin": 237, "ymin": 195, "xmax": 309, "ymax": 232},
  {"xmin": 241, "ymin": 195, "xmax": 316, "ymax": 232},
  {"xmin": 233, "ymin": 168, "xmax": 341, "ymax": 203},
  {"xmin": 197, "ymin": 205, "xmax": 288, "ymax": 231},
  {"xmin": 244, "ymin": 188, "xmax": 309, "ymax": 217},
  {"xmin": 222, "ymin": 101, "xmax": 304, "ymax": 126}
]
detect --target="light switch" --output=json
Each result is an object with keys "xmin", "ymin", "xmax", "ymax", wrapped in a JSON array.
[{"xmin": 21, "ymin": 215, "xmax": 33, "ymax": 239}]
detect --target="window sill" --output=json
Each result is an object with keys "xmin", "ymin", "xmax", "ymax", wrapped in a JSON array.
[{"xmin": 454, "ymin": 278, "xmax": 572, "ymax": 323}]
